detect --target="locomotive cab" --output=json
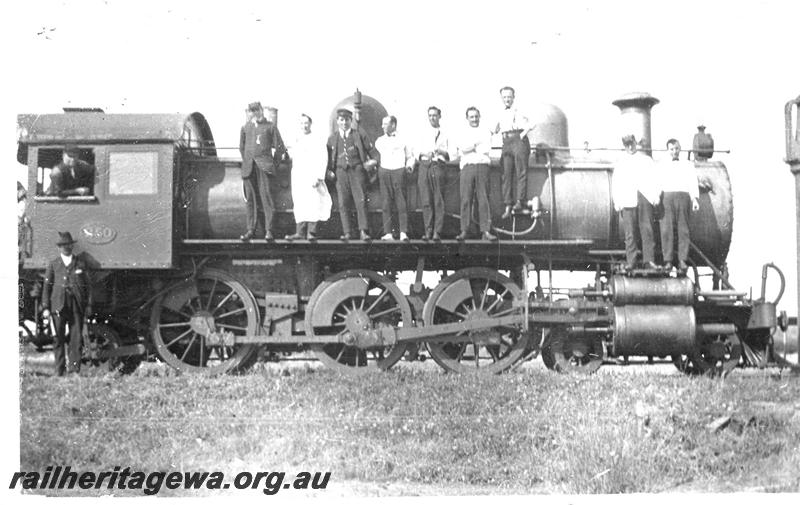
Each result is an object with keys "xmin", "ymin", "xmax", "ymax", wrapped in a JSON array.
[{"xmin": 18, "ymin": 111, "xmax": 214, "ymax": 270}]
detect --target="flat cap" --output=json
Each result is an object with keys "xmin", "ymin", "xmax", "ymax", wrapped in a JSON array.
[
  {"xmin": 247, "ymin": 101, "xmax": 263, "ymax": 112},
  {"xmin": 336, "ymin": 108, "xmax": 353, "ymax": 119},
  {"xmin": 63, "ymin": 145, "xmax": 81, "ymax": 157}
]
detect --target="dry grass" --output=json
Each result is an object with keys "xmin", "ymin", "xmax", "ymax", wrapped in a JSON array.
[{"xmin": 18, "ymin": 362, "xmax": 800, "ymax": 496}]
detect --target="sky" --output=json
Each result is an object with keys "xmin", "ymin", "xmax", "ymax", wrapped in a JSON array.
[{"xmin": 1, "ymin": 0, "xmax": 799, "ymax": 494}]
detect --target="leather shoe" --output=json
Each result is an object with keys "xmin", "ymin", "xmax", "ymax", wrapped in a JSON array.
[
  {"xmin": 512, "ymin": 201, "xmax": 524, "ymax": 212},
  {"xmin": 456, "ymin": 232, "xmax": 469, "ymax": 241},
  {"xmin": 240, "ymin": 230, "xmax": 255, "ymax": 241},
  {"xmin": 482, "ymin": 231, "xmax": 498, "ymax": 241},
  {"xmin": 360, "ymin": 230, "xmax": 371, "ymax": 241},
  {"xmin": 340, "ymin": 233, "xmax": 352, "ymax": 242},
  {"xmin": 307, "ymin": 234, "xmax": 317, "ymax": 243},
  {"xmin": 678, "ymin": 260, "xmax": 688, "ymax": 271},
  {"xmin": 432, "ymin": 232, "xmax": 442, "ymax": 241},
  {"xmin": 664, "ymin": 262, "xmax": 673, "ymax": 271},
  {"xmin": 422, "ymin": 232, "xmax": 432, "ymax": 241},
  {"xmin": 265, "ymin": 231, "xmax": 274, "ymax": 241},
  {"xmin": 501, "ymin": 206, "xmax": 512, "ymax": 219},
  {"xmin": 285, "ymin": 233, "xmax": 304, "ymax": 241}
]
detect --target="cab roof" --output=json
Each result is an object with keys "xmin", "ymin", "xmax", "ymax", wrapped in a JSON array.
[{"xmin": 17, "ymin": 111, "xmax": 214, "ymax": 146}]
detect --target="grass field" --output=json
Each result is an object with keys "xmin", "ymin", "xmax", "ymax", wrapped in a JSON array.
[{"xmin": 17, "ymin": 357, "xmax": 800, "ymax": 497}]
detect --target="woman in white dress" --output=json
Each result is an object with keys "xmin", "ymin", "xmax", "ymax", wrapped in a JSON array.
[{"xmin": 285, "ymin": 114, "xmax": 331, "ymax": 241}]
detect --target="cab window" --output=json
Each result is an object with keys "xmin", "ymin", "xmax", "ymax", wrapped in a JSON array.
[
  {"xmin": 109, "ymin": 151, "xmax": 158, "ymax": 195},
  {"xmin": 35, "ymin": 147, "xmax": 96, "ymax": 198}
]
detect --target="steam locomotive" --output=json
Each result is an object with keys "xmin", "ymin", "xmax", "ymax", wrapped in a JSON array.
[{"xmin": 17, "ymin": 91, "xmax": 789, "ymax": 376}]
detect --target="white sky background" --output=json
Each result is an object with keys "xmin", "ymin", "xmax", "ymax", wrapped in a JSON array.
[{"xmin": 1, "ymin": 0, "xmax": 799, "ymax": 496}]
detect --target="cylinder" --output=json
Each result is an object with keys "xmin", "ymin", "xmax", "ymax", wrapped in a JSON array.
[
  {"xmin": 611, "ymin": 275, "xmax": 694, "ymax": 305},
  {"xmin": 612, "ymin": 92, "xmax": 660, "ymax": 154},
  {"xmin": 613, "ymin": 305, "xmax": 696, "ymax": 356}
]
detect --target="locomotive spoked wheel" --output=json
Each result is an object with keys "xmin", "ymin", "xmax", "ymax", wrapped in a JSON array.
[
  {"xmin": 688, "ymin": 329, "xmax": 742, "ymax": 377},
  {"xmin": 85, "ymin": 323, "xmax": 141, "ymax": 375},
  {"xmin": 305, "ymin": 270, "xmax": 411, "ymax": 374},
  {"xmin": 541, "ymin": 326, "xmax": 604, "ymax": 374},
  {"xmin": 151, "ymin": 268, "xmax": 259, "ymax": 375},
  {"xmin": 423, "ymin": 268, "xmax": 528, "ymax": 374}
]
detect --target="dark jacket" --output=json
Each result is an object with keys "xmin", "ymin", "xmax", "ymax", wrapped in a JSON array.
[
  {"xmin": 239, "ymin": 118, "xmax": 286, "ymax": 178},
  {"xmin": 326, "ymin": 128, "xmax": 379, "ymax": 173},
  {"xmin": 42, "ymin": 253, "xmax": 92, "ymax": 313},
  {"xmin": 47, "ymin": 160, "xmax": 95, "ymax": 196}
]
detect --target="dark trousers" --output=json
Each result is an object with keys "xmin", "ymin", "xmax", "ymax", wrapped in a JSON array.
[
  {"xmin": 661, "ymin": 191, "xmax": 691, "ymax": 263},
  {"xmin": 501, "ymin": 136, "xmax": 530, "ymax": 205},
  {"xmin": 379, "ymin": 168, "xmax": 408, "ymax": 234},
  {"xmin": 294, "ymin": 221, "xmax": 318, "ymax": 237},
  {"xmin": 460, "ymin": 164, "xmax": 491, "ymax": 233},
  {"xmin": 52, "ymin": 296, "xmax": 83, "ymax": 376},
  {"xmin": 418, "ymin": 160, "xmax": 446, "ymax": 235},
  {"xmin": 620, "ymin": 192, "xmax": 656, "ymax": 265},
  {"xmin": 335, "ymin": 165, "xmax": 368, "ymax": 235},
  {"xmin": 243, "ymin": 164, "xmax": 274, "ymax": 233}
]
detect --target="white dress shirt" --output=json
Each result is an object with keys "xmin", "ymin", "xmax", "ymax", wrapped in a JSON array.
[
  {"xmin": 612, "ymin": 151, "xmax": 659, "ymax": 210},
  {"xmin": 494, "ymin": 107, "xmax": 530, "ymax": 134},
  {"xmin": 415, "ymin": 125, "xmax": 449, "ymax": 162},
  {"xmin": 659, "ymin": 159, "xmax": 700, "ymax": 200},
  {"xmin": 60, "ymin": 253, "xmax": 73, "ymax": 267},
  {"xmin": 375, "ymin": 133, "xmax": 414, "ymax": 170},
  {"xmin": 456, "ymin": 125, "xmax": 492, "ymax": 169}
]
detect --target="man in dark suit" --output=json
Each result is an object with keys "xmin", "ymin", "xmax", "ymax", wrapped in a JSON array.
[
  {"xmin": 326, "ymin": 108, "xmax": 379, "ymax": 241},
  {"xmin": 41, "ymin": 232, "xmax": 93, "ymax": 376},
  {"xmin": 47, "ymin": 146, "xmax": 95, "ymax": 197},
  {"xmin": 239, "ymin": 101, "xmax": 287, "ymax": 241}
]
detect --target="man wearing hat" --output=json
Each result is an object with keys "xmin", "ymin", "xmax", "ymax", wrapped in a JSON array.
[
  {"xmin": 326, "ymin": 108, "xmax": 379, "ymax": 241},
  {"xmin": 41, "ymin": 232, "xmax": 93, "ymax": 376},
  {"xmin": 239, "ymin": 101, "xmax": 287, "ymax": 241},
  {"xmin": 47, "ymin": 146, "xmax": 95, "ymax": 197}
]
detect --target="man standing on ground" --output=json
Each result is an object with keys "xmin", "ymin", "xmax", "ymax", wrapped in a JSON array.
[{"xmin": 41, "ymin": 232, "xmax": 92, "ymax": 376}]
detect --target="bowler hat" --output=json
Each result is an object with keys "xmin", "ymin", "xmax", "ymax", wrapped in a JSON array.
[
  {"xmin": 56, "ymin": 231, "xmax": 76, "ymax": 246},
  {"xmin": 64, "ymin": 145, "xmax": 80, "ymax": 157},
  {"xmin": 247, "ymin": 101, "xmax": 263, "ymax": 112},
  {"xmin": 336, "ymin": 108, "xmax": 353, "ymax": 119}
]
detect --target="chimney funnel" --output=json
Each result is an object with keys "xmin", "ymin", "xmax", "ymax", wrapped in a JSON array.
[{"xmin": 612, "ymin": 92, "xmax": 660, "ymax": 155}]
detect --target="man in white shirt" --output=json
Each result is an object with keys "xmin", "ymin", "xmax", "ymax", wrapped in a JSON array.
[
  {"xmin": 416, "ymin": 106, "xmax": 449, "ymax": 241},
  {"xmin": 612, "ymin": 134, "xmax": 660, "ymax": 270},
  {"xmin": 375, "ymin": 115, "xmax": 414, "ymax": 240},
  {"xmin": 456, "ymin": 107, "xmax": 497, "ymax": 241},
  {"xmin": 493, "ymin": 86, "xmax": 533, "ymax": 219},
  {"xmin": 660, "ymin": 139, "xmax": 700, "ymax": 274}
]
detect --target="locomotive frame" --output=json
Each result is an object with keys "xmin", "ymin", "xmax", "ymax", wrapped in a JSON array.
[{"xmin": 16, "ymin": 92, "xmax": 791, "ymax": 376}]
